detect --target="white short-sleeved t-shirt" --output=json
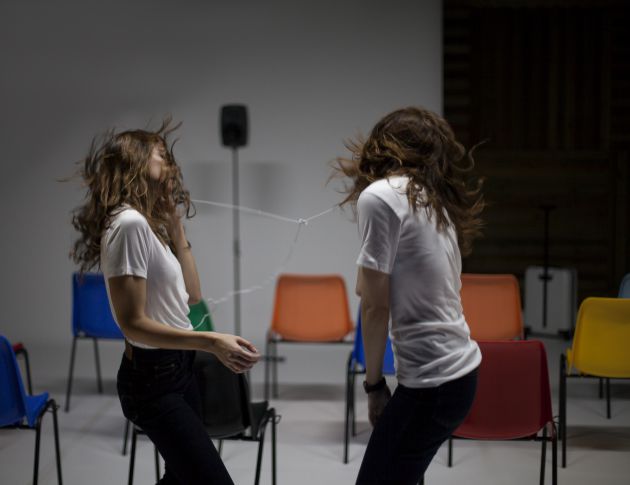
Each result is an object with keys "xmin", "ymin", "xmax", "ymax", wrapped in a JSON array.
[
  {"xmin": 357, "ymin": 176, "xmax": 481, "ymax": 388},
  {"xmin": 100, "ymin": 207, "xmax": 192, "ymax": 349}
]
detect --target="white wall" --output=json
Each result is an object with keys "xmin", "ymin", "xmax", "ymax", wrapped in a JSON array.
[{"xmin": 0, "ymin": 0, "xmax": 442, "ymax": 379}]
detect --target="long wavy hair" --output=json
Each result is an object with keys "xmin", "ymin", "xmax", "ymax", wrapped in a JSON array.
[
  {"xmin": 70, "ymin": 117, "xmax": 195, "ymax": 273},
  {"xmin": 332, "ymin": 107, "xmax": 485, "ymax": 256}
]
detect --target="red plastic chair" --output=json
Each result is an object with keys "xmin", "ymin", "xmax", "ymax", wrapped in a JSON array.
[
  {"xmin": 448, "ymin": 340, "xmax": 557, "ymax": 485},
  {"xmin": 264, "ymin": 274, "xmax": 354, "ymax": 400}
]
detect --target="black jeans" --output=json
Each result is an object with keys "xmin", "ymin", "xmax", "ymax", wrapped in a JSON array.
[
  {"xmin": 356, "ymin": 367, "xmax": 479, "ymax": 485},
  {"xmin": 117, "ymin": 347, "xmax": 233, "ymax": 485}
]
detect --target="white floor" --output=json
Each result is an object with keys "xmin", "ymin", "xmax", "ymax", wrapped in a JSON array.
[{"xmin": 1, "ymin": 337, "xmax": 629, "ymax": 485}]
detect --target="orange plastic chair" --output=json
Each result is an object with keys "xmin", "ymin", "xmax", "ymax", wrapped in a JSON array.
[
  {"xmin": 448, "ymin": 340, "xmax": 557, "ymax": 485},
  {"xmin": 559, "ymin": 297, "xmax": 630, "ymax": 467},
  {"xmin": 460, "ymin": 273, "xmax": 524, "ymax": 340},
  {"xmin": 264, "ymin": 274, "xmax": 354, "ymax": 399}
]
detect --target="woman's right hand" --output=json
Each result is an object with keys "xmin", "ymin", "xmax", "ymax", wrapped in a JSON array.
[{"xmin": 207, "ymin": 333, "xmax": 260, "ymax": 374}]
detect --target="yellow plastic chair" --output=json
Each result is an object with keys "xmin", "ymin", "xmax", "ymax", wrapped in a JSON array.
[{"xmin": 559, "ymin": 297, "xmax": 630, "ymax": 467}]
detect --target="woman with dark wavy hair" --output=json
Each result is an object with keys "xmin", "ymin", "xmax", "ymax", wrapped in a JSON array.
[
  {"xmin": 71, "ymin": 119, "xmax": 259, "ymax": 485},
  {"xmin": 334, "ymin": 107, "xmax": 484, "ymax": 484}
]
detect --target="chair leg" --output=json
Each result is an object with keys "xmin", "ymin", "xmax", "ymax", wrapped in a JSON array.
[
  {"xmin": 271, "ymin": 409, "xmax": 277, "ymax": 485},
  {"xmin": 344, "ymin": 354, "xmax": 352, "ymax": 464},
  {"xmin": 552, "ymin": 424, "xmax": 558, "ymax": 485},
  {"xmin": 218, "ymin": 440, "xmax": 223, "ymax": 457},
  {"xmin": 606, "ymin": 378, "xmax": 611, "ymax": 419},
  {"xmin": 351, "ymin": 370, "xmax": 357, "ymax": 437},
  {"xmin": 272, "ymin": 340, "xmax": 279, "ymax": 399},
  {"xmin": 33, "ymin": 413, "xmax": 43, "ymax": 485},
  {"xmin": 264, "ymin": 337, "xmax": 270, "ymax": 401},
  {"xmin": 128, "ymin": 427, "xmax": 137, "ymax": 485},
  {"xmin": 50, "ymin": 400, "xmax": 63, "ymax": 485},
  {"xmin": 559, "ymin": 354, "xmax": 567, "ymax": 468},
  {"xmin": 93, "ymin": 338, "xmax": 103, "ymax": 394},
  {"xmin": 540, "ymin": 426, "xmax": 548, "ymax": 485},
  {"xmin": 122, "ymin": 419, "xmax": 130, "ymax": 455},
  {"xmin": 448, "ymin": 437, "xmax": 453, "ymax": 467},
  {"xmin": 64, "ymin": 337, "xmax": 78, "ymax": 412},
  {"xmin": 255, "ymin": 427, "xmax": 267, "ymax": 485},
  {"xmin": 154, "ymin": 445, "xmax": 160, "ymax": 481}
]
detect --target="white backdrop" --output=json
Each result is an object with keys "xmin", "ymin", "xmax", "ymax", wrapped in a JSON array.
[{"xmin": 0, "ymin": 0, "xmax": 442, "ymax": 383}]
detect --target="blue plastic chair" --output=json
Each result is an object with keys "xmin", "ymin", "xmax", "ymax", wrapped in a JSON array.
[
  {"xmin": 65, "ymin": 273, "xmax": 124, "ymax": 412},
  {"xmin": 1, "ymin": 335, "xmax": 63, "ymax": 484},
  {"xmin": 343, "ymin": 307, "xmax": 395, "ymax": 463},
  {"xmin": 619, "ymin": 273, "xmax": 630, "ymax": 298}
]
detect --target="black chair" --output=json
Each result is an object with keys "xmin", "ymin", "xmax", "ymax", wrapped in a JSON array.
[
  {"xmin": 12, "ymin": 342, "xmax": 33, "ymax": 395},
  {"xmin": 127, "ymin": 425, "xmax": 161, "ymax": 485},
  {"xmin": 195, "ymin": 352, "xmax": 278, "ymax": 485}
]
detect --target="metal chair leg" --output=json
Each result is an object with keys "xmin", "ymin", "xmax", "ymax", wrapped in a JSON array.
[
  {"xmin": 218, "ymin": 440, "xmax": 223, "ymax": 457},
  {"xmin": 448, "ymin": 437, "xmax": 453, "ymax": 467},
  {"xmin": 254, "ymin": 426, "xmax": 266, "ymax": 485},
  {"xmin": 93, "ymin": 338, "xmax": 103, "ymax": 394},
  {"xmin": 50, "ymin": 401, "xmax": 63, "ymax": 485},
  {"xmin": 122, "ymin": 419, "xmax": 130, "ymax": 455},
  {"xmin": 540, "ymin": 427, "xmax": 547, "ymax": 485},
  {"xmin": 344, "ymin": 354, "xmax": 352, "ymax": 464},
  {"xmin": 271, "ymin": 409, "xmax": 277, "ymax": 485},
  {"xmin": 33, "ymin": 415, "xmax": 43, "ymax": 485},
  {"xmin": 64, "ymin": 337, "xmax": 78, "ymax": 412},
  {"xmin": 272, "ymin": 340, "xmax": 279, "ymax": 398},
  {"xmin": 606, "ymin": 378, "xmax": 611, "ymax": 419},
  {"xmin": 128, "ymin": 427, "xmax": 137, "ymax": 485},
  {"xmin": 264, "ymin": 338, "xmax": 270, "ymax": 401},
  {"xmin": 552, "ymin": 424, "xmax": 558, "ymax": 485},
  {"xmin": 560, "ymin": 355, "xmax": 567, "ymax": 468},
  {"xmin": 154, "ymin": 445, "xmax": 160, "ymax": 481}
]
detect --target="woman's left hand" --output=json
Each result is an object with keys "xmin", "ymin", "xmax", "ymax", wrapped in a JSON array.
[{"xmin": 367, "ymin": 384, "xmax": 392, "ymax": 427}]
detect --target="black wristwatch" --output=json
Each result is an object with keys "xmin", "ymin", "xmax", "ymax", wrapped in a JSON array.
[{"xmin": 363, "ymin": 376, "xmax": 386, "ymax": 394}]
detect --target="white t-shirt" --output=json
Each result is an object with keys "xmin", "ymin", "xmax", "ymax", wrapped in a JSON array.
[
  {"xmin": 100, "ymin": 207, "xmax": 192, "ymax": 349},
  {"xmin": 357, "ymin": 176, "xmax": 481, "ymax": 388}
]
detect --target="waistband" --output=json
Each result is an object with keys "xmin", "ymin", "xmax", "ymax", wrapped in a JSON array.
[{"xmin": 124, "ymin": 340, "xmax": 190, "ymax": 363}]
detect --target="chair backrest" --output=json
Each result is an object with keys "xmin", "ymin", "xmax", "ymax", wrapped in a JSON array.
[
  {"xmin": 453, "ymin": 340, "xmax": 553, "ymax": 440},
  {"xmin": 271, "ymin": 274, "xmax": 354, "ymax": 341},
  {"xmin": 569, "ymin": 297, "xmax": 630, "ymax": 378},
  {"xmin": 193, "ymin": 352, "xmax": 248, "ymax": 439},
  {"xmin": 460, "ymin": 274, "xmax": 524, "ymax": 340},
  {"xmin": 0, "ymin": 335, "xmax": 27, "ymax": 427},
  {"xmin": 352, "ymin": 308, "xmax": 395, "ymax": 375},
  {"xmin": 72, "ymin": 273, "xmax": 124, "ymax": 339},
  {"xmin": 188, "ymin": 299, "xmax": 214, "ymax": 332},
  {"xmin": 619, "ymin": 273, "xmax": 630, "ymax": 298}
]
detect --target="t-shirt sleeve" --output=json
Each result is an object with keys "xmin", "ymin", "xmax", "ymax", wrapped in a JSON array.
[
  {"xmin": 103, "ymin": 215, "xmax": 151, "ymax": 279},
  {"xmin": 356, "ymin": 191, "xmax": 402, "ymax": 274}
]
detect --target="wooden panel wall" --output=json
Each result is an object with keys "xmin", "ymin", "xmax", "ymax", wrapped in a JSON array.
[{"xmin": 444, "ymin": 0, "xmax": 630, "ymax": 302}]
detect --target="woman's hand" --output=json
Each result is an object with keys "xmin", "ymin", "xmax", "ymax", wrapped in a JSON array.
[
  {"xmin": 367, "ymin": 384, "xmax": 392, "ymax": 427},
  {"xmin": 207, "ymin": 333, "xmax": 260, "ymax": 374}
]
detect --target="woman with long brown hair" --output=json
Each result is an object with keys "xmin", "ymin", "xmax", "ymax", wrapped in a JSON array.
[
  {"xmin": 335, "ymin": 107, "xmax": 484, "ymax": 484},
  {"xmin": 71, "ymin": 119, "xmax": 259, "ymax": 484}
]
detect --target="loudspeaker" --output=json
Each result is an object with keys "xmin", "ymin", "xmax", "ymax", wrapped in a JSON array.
[{"xmin": 221, "ymin": 105, "xmax": 248, "ymax": 148}]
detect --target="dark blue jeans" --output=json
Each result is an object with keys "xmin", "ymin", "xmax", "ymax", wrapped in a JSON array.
[
  {"xmin": 356, "ymin": 367, "xmax": 478, "ymax": 485},
  {"xmin": 117, "ymin": 348, "xmax": 233, "ymax": 485}
]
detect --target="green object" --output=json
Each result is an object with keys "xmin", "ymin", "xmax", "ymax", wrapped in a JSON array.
[{"xmin": 188, "ymin": 300, "xmax": 214, "ymax": 332}]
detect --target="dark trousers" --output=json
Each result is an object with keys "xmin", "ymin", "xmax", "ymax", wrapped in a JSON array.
[
  {"xmin": 117, "ymin": 347, "xmax": 233, "ymax": 485},
  {"xmin": 356, "ymin": 367, "xmax": 478, "ymax": 485}
]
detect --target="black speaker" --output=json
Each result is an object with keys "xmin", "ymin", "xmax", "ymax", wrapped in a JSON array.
[{"xmin": 220, "ymin": 105, "xmax": 248, "ymax": 148}]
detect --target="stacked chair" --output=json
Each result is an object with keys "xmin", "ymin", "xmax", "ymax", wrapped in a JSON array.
[
  {"xmin": 0, "ymin": 335, "xmax": 63, "ymax": 485},
  {"xmin": 264, "ymin": 274, "xmax": 354, "ymax": 400},
  {"xmin": 448, "ymin": 274, "xmax": 557, "ymax": 483}
]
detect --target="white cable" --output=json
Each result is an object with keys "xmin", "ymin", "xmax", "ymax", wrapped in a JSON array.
[{"xmin": 190, "ymin": 198, "xmax": 338, "ymax": 311}]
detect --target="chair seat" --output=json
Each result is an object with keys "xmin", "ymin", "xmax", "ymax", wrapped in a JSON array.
[{"xmin": 24, "ymin": 392, "xmax": 49, "ymax": 428}]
